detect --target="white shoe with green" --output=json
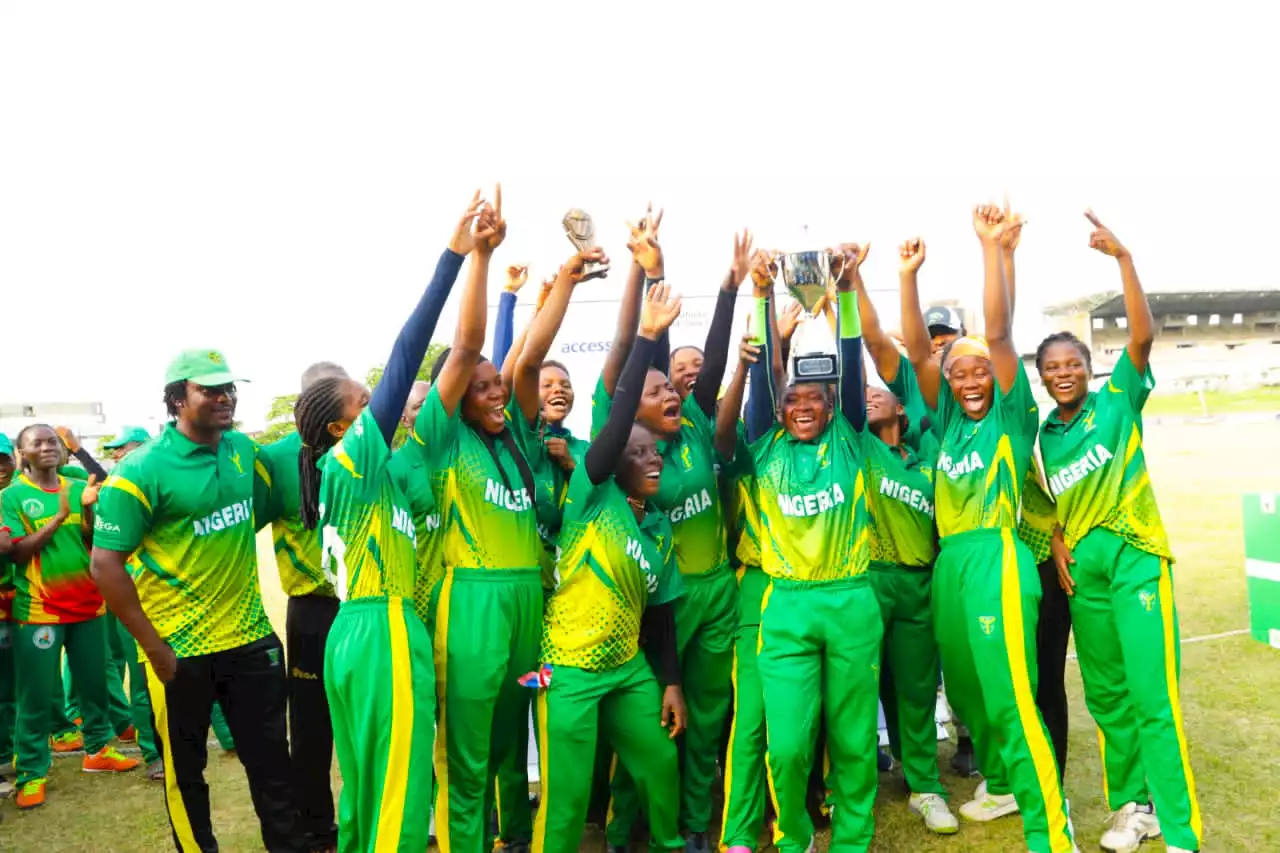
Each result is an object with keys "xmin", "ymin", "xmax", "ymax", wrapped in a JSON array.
[
  {"xmin": 1099, "ymin": 802, "xmax": 1162, "ymax": 853},
  {"xmin": 910, "ymin": 792, "xmax": 959, "ymax": 834},
  {"xmin": 959, "ymin": 778, "xmax": 1020, "ymax": 822}
]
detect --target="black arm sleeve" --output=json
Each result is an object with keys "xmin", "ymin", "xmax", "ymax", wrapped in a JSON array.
[
  {"xmin": 646, "ymin": 278, "xmax": 671, "ymax": 376},
  {"xmin": 839, "ymin": 333, "xmax": 867, "ymax": 432},
  {"xmin": 692, "ymin": 287, "xmax": 737, "ymax": 418},
  {"xmin": 640, "ymin": 601, "xmax": 680, "ymax": 686},
  {"xmin": 72, "ymin": 449, "xmax": 108, "ymax": 481},
  {"xmin": 584, "ymin": 337, "xmax": 657, "ymax": 485}
]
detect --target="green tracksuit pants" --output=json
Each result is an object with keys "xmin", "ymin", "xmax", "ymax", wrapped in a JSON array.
[
  {"xmin": 608, "ymin": 566, "xmax": 737, "ymax": 844},
  {"xmin": 933, "ymin": 528, "xmax": 1073, "ymax": 853},
  {"xmin": 14, "ymin": 617, "xmax": 113, "ymax": 784},
  {"xmin": 1069, "ymin": 527, "xmax": 1201, "ymax": 851},
  {"xmin": 759, "ymin": 575, "xmax": 882, "ymax": 853},
  {"xmin": 0, "ymin": 622, "xmax": 14, "ymax": 764},
  {"xmin": 62, "ymin": 613, "xmax": 161, "ymax": 763},
  {"xmin": 720, "ymin": 567, "xmax": 770, "ymax": 850},
  {"xmin": 869, "ymin": 562, "xmax": 945, "ymax": 797},
  {"xmin": 532, "ymin": 655, "xmax": 683, "ymax": 853},
  {"xmin": 433, "ymin": 568, "xmax": 543, "ymax": 853},
  {"xmin": 326, "ymin": 596, "xmax": 435, "ymax": 853}
]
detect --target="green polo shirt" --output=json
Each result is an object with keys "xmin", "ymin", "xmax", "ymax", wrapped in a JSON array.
[
  {"xmin": 260, "ymin": 432, "xmax": 334, "ymax": 598},
  {"xmin": 884, "ymin": 353, "xmax": 942, "ymax": 463},
  {"xmin": 94, "ymin": 424, "xmax": 275, "ymax": 658}
]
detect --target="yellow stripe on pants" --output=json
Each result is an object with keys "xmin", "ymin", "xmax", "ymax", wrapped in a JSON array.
[
  {"xmin": 374, "ymin": 597, "xmax": 414, "ymax": 853},
  {"xmin": 531, "ymin": 691, "xmax": 551, "ymax": 851},
  {"xmin": 143, "ymin": 665, "xmax": 201, "ymax": 852},
  {"xmin": 999, "ymin": 529, "xmax": 1072, "ymax": 853},
  {"xmin": 1158, "ymin": 559, "xmax": 1202, "ymax": 846},
  {"xmin": 432, "ymin": 572, "xmax": 456, "ymax": 852}
]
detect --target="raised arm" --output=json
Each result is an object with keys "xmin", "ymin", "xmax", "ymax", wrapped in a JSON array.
[
  {"xmin": 513, "ymin": 249, "xmax": 606, "ymax": 424},
  {"xmin": 585, "ymin": 284, "xmax": 683, "ymax": 484},
  {"xmin": 492, "ymin": 265, "xmax": 526, "ymax": 371},
  {"xmin": 368, "ymin": 198, "xmax": 475, "ymax": 442},
  {"xmin": 897, "ymin": 238, "xmax": 941, "ymax": 408},
  {"xmin": 715, "ymin": 332, "xmax": 756, "ymax": 462},
  {"xmin": 434, "ymin": 189, "xmax": 506, "ymax": 416},
  {"xmin": 691, "ymin": 229, "xmax": 751, "ymax": 417},
  {"xmin": 747, "ymin": 251, "xmax": 783, "ymax": 429},
  {"xmin": 973, "ymin": 204, "xmax": 1021, "ymax": 393},
  {"xmin": 55, "ymin": 428, "xmax": 109, "ymax": 481},
  {"xmin": 848, "ymin": 248, "xmax": 901, "ymax": 384},
  {"xmin": 1086, "ymin": 210, "xmax": 1153, "ymax": 373},
  {"xmin": 602, "ymin": 207, "xmax": 665, "ymax": 396},
  {"xmin": 835, "ymin": 248, "xmax": 868, "ymax": 431},
  {"xmin": 500, "ymin": 275, "xmax": 553, "ymax": 393}
]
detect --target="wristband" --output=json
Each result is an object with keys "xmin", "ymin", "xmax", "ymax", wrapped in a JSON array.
[
  {"xmin": 838, "ymin": 291, "xmax": 862, "ymax": 339},
  {"xmin": 751, "ymin": 296, "xmax": 769, "ymax": 346}
]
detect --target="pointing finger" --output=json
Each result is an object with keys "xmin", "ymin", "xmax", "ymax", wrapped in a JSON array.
[{"xmin": 1084, "ymin": 209, "xmax": 1104, "ymax": 228}]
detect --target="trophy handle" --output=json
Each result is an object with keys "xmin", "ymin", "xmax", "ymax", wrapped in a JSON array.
[{"xmin": 829, "ymin": 250, "xmax": 847, "ymax": 288}]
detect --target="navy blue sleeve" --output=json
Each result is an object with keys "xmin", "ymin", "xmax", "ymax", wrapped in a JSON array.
[
  {"xmin": 645, "ymin": 278, "xmax": 671, "ymax": 377},
  {"xmin": 492, "ymin": 290, "xmax": 517, "ymax": 370},
  {"xmin": 746, "ymin": 298, "xmax": 776, "ymax": 442},
  {"xmin": 369, "ymin": 249, "xmax": 466, "ymax": 444},
  {"xmin": 586, "ymin": 337, "xmax": 656, "ymax": 485},
  {"xmin": 692, "ymin": 287, "xmax": 737, "ymax": 418},
  {"xmin": 839, "ymin": 333, "xmax": 867, "ymax": 432}
]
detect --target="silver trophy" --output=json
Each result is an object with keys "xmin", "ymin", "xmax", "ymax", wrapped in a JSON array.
[
  {"xmin": 773, "ymin": 250, "xmax": 845, "ymax": 382},
  {"xmin": 562, "ymin": 208, "xmax": 610, "ymax": 281}
]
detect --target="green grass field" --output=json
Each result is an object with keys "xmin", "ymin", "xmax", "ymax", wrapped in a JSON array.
[{"xmin": 4, "ymin": 422, "xmax": 1279, "ymax": 852}]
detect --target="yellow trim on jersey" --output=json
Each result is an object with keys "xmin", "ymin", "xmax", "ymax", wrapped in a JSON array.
[
  {"xmin": 532, "ymin": 691, "xmax": 551, "ymax": 850},
  {"xmin": 1158, "ymin": 558, "xmax": 1201, "ymax": 845},
  {"xmin": 254, "ymin": 458, "xmax": 272, "ymax": 488},
  {"xmin": 999, "ymin": 528, "xmax": 1072, "ymax": 852},
  {"xmin": 985, "ymin": 434, "xmax": 1019, "ymax": 523},
  {"xmin": 722, "ymin": 646, "xmax": 741, "ymax": 817},
  {"xmin": 145, "ymin": 665, "xmax": 201, "ymax": 852},
  {"xmin": 333, "ymin": 447, "xmax": 362, "ymax": 479},
  {"xmin": 432, "ymin": 571, "xmax": 455, "ymax": 852},
  {"xmin": 374, "ymin": 597, "xmax": 413, "ymax": 852},
  {"xmin": 104, "ymin": 475, "xmax": 151, "ymax": 512}
]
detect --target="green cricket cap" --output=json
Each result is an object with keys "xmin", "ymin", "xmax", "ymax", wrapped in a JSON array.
[
  {"xmin": 0, "ymin": 434, "xmax": 13, "ymax": 457},
  {"xmin": 104, "ymin": 426, "xmax": 151, "ymax": 449},
  {"xmin": 164, "ymin": 349, "xmax": 249, "ymax": 387}
]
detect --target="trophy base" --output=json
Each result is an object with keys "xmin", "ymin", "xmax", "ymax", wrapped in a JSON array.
[
  {"xmin": 580, "ymin": 262, "xmax": 610, "ymax": 281},
  {"xmin": 791, "ymin": 351, "xmax": 839, "ymax": 384}
]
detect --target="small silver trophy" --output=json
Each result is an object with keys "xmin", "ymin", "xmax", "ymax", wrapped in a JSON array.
[
  {"xmin": 562, "ymin": 208, "xmax": 610, "ymax": 281},
  {"xmin": 771, "ymin": 250, "xmax": 845, "ymax": 382}
]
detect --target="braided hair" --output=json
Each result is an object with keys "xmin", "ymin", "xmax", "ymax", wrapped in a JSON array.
[
  {"xmin": 294, "ymin": 376, "xmax": 350, "ymax": 531},
  {"xmin": 15, "ymin": 423, "xmax": 55, "ymax": 471},
  {"xmin": 1035, "ymin": 331, "xmax": 1092, "ymax": 374},
  {"xmin": 163, "ymin": 381, "xmax": 187, "ymax": 419}
]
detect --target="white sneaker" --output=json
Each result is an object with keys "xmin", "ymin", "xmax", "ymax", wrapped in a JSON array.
[
  {"xmin": 1099, "ymin": 802, "xmax": 1162, "ymax": 853},
  {"xmin": 0, "ymin": 778, "xmax": 13, "ymax": 798},
  {"xmin": 910, "ymin": 792, "xmax": 959, "ymax": 834},
  {"xmin": 935, "ymin": 691, "xmax": 953, "ymax": 724},
  {"xmin": 959, "ymin": 778, "xmax": 1019, "ymax": 822}
]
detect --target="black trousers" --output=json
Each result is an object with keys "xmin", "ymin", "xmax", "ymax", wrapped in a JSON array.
[
  {"xmin": 146, "ymin": 633, "xmax": 302, "ymax": 853},
  {"xmin": 286, "ymin": 594, "xmax": 340, "ymax": 851},
  {"xmin": 1036, "ymin": 558, "xmax": 1073, "ymax": 780}
]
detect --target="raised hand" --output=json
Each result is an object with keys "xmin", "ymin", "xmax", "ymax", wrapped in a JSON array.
[
  {"xmin": 447, "ymin": 190, "xmax": 487, "ymax": 255},
  {"xmin": 474, "ymin": 184, "xmax": 507, "ymax": 255},
  {"xmin": 564, "ymin": 248, "xmax": 610, "ymax": 284},
  {"xmin": 80, "ymin": 474, "xmax": 102, "ymax": 508},
  {"xmin": 833, "ymin": 242, "xmax": 870, "ymax": 286},
  {"xmin": 535, "ymin": 275, "xmax": 556, "ymax": 312},
  {"xmin": 899, "ymin": 238, "xmax": 926, "ymax": 274},
  {"xmin": 639, "ymin": 281, "xmax": 683, "ymax": 339},
  {"xmin": 54, "ymin": 426, "xmax": 81, "ymax": 454},
  {"xmin": 505, "ymin": 265, "xmax": 530, "ymax": 293},
  {"xmin": 972, "ymin": 202, "xmax": 1007, "ymax": 244},
  {"xmin": 727, "ymin": 229, "xmax": 755, "ymax": 291},
  {"xmin": 750, "ymin": 248, "xmax": 778, "ymax": 298},
  {"xmin": 778, "ymin": 300, "xmax": 804, "ymax": 342},
  {"xmin": 1000, "ymin": 194, "xmax": 1025, "ymax": 253},
  {"xmin": 626, "ymin": 203, "xmax": 664, "ymax": 278},
  {"xmin": 739, "ymin": 329, "xmax": 762, "ymax": 365},
  {"xmin": 1084, "ymin": 210, "xmax": 1129, "ymax": 259}
]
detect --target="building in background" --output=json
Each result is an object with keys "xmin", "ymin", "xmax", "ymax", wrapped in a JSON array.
[{"xmin": 0, "ymin": 401, "xmax": 108, "ymax": 443}]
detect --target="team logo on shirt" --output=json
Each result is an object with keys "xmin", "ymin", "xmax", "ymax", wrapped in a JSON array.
[
  {"xmin": 1139, "ymin": 591, "xmax": 1156, "ymax": 612},
  {"xmin": 978, "ymin": 616, "xmax": 996, "ymax": 636},
  {"xmin": 1082, "ymin": 410, "xmax": 1097, "ymax": 433},
  {"xmin": 228, "ymin": 450, "xmax": 245, "ymax": 475},
  {"xmin": 32, "ymin": 626, "xmax": 55, "ymax": 650},
  {"xmin": 22, "ymin": 498, "xmax": 44, "ymax": 517},
  {"xmin": 680, "ymin": 445, "xmax": 693, "ymax": 471}
]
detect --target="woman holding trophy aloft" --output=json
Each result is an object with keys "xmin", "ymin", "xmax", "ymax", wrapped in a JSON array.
[
  {"xmin": 714, "ymin": 246, "xmax": 884, "ymax": 852},
  {"xmin": 901, "ymin": 204, "xmax": 1075, "ymax": 853}
]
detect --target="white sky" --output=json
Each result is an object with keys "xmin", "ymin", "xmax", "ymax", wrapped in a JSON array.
[{"xmin": 2, "ymin": 2, "xmax": 1276, "ymax": 431}]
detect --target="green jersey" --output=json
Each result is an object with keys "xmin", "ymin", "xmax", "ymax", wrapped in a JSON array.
[
  {"xmin": 862, "ymin": 435, "xmax": 937, "ymax": 569},
  {"xmin": 1040, "ymin": 348, "xmax": 1171, "ymax": 560},
  {"xmin": 409, "ymin": 386, "xmax": 542, "ymax": 572},
  {"xmin": 388, "ymin": 443, "xmax": 444, "ymax": 621},
  {"xmin": 934, "ymin": 367, "xmax": 1039, "ymax": 539},
  {"xmin": 1, "ymin": 474, "xmax": 104, "ymax": 623},
  {"xmin": 94, "ymin": 425, "xmax": 274, "ymax": 657},
  {"xmin": 542, "ymin": 468, "xmax": 683, "ymax": 671},
  {"xmin": 744, "ymin": 416, "xmax": 870, "ymax": 582},
  {"xmin": 507, "ymin": 398, "xmax": 571, "ymax": 589},
  {"xmin": 592, "ymin": 376, "xmax": 730, "ymax": 577},
  {"xmin": 725, "ymin": 427, "xmax": 763, "ymax": 571},
  {"xmin": 885, "ymin": 353, "xmax": 942, "ymax": 462},
  {"xmin": 261, "ymin": 432, "xmax": 333, "ymax": 598},
  {"xmin": 1017, "ymin": 463, "xmax": 1057, "ymax": 565},
  {"xmin": 58, "ymin": 465, "xmax": 89, "ymax": 481},
  {"xmin": 318, "ymin": 408, "xmax": 418, "ymax": 601}
]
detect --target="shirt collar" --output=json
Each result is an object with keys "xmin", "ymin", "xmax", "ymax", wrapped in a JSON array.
[
  {"xmin": 163, "ymin": 422, "xmax": 226, "ymax": 457},
  {"xmin": 1044, "ymin": 392, "xmax": 1097, "ymax": 433}
]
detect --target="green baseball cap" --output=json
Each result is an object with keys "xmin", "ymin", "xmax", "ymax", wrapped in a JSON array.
[
  {"xmin": 104, "ymin": 426, "xmax": 151, "ymax": 449},
  {"xmin": 164, "ymin": 349, "xmax": 249, "ymax": 386},
  {"xmin": 0, "ymin": 434, "xmax": 13, "ymax": 457}
]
